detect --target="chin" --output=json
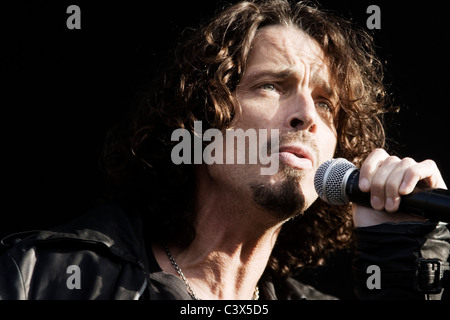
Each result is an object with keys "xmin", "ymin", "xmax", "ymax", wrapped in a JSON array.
[{"xmin": 250, "ymin": 164, "xmax": 311, "ymax": 221}]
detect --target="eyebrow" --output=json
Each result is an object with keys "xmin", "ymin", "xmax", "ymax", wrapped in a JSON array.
[
  {"xmin": 243, "ymin": 68, "xmax": 295, "ymax": 85},
  {"xmin": 311, "ymin": 73, "xmax": 336, "ymax": 99}
]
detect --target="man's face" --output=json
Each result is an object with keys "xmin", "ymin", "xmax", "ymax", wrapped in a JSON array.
[{"xmin": 204, "ymin": 24, "xmax": 338, "ymax": 221}]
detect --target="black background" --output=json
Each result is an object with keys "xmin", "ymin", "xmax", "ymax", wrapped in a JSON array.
[{"xmin": 2, "ymin": 0, "xmax": 449, "ymax": 250}]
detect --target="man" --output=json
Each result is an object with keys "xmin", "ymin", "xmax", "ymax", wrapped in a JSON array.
[{"xmin": 0, "ymin": 0, "xmax": 449, "ymax": 300}]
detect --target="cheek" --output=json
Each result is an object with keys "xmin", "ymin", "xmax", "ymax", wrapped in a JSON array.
[
  {"xmin": 237, "ymin": 110, "xmax": 275, "ymax": 131},
  {"xmin": 317, "ymin": 125, "xmax": 338, "ymax": 160},
  {"xmin": 236, "ymin": 96, "xmax": 281, "ymax": 129}
]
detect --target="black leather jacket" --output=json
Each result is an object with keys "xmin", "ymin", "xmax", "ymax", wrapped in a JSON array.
[{"xmin": 0, "ymin": 203, "xmax": 449, "ymax": 300}]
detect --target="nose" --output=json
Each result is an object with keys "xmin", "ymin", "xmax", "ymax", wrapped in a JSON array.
[{"xmin": 286, "ymin": 92, "xmax": 317, "ymax": 133}]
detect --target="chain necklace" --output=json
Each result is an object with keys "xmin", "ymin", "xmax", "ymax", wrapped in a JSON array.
[{"xmin": 164, "ymin": 245, "xmax": 259, "ymax": 300}]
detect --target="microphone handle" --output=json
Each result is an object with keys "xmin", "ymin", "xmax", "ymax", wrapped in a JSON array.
[{"xmin": 345, "ymin": 170, "xmax": 450, "ymax": 223}]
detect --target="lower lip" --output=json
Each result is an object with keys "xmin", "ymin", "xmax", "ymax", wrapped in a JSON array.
[{"xmin": 278, "ymin": 152, "xmax": 313, "ymax": 169}]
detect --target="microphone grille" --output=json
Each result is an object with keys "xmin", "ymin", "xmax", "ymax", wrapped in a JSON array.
[{"xmin": 314, "ymin": 158, "xmax": 356, "ymax": 205}]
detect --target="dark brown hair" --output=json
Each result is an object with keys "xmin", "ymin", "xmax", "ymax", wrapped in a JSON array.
[{"xmin": 101, "ymin": 0, "xmax": 393, "ymax": 278}]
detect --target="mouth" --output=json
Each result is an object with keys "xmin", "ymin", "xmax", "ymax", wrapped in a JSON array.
[{"xmin": 277, "ymin": 145, "xmax": 314, "ymax": 170}]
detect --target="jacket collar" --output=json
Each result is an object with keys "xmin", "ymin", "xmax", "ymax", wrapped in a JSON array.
[{"xmin": 34, "ymin": 203, "xmax": 147, "ymax": 266}]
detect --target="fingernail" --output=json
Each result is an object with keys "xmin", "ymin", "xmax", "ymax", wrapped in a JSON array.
[
  {"xmin": 371, "ymin": 196, "xmax": 383, "ymax": 210},
  {"xmin": 359, "ymin": 178, "xmax": 370, "ymax": 191},
  {"xmin": 385, "ymin": 198, "xmax": 394, "ymax": 211},
  {"xmin": 399, "ymin": 182, "xmax": 408, "ymax": 194}
]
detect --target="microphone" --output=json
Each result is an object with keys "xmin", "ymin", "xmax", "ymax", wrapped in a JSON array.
[{"xmin": 314, "ymin": 158, "xmax": 450, "ymax": 223}]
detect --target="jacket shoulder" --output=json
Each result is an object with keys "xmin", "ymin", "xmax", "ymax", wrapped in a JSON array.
[{"xmin": 0, "ymin": 203, "xmax": 148, "ymax": 300}]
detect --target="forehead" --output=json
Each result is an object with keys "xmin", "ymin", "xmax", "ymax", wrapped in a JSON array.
[{"xmin": 246, "ymin": 24, "xmax": 329, "ymax": 79}]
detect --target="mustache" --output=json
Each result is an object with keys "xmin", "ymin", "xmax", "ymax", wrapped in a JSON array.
[{"xmin": 266, "ymin": 131, "xmax": 320, "ymax": 165}]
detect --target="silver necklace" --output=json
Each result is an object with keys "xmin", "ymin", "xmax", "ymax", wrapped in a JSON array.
[{"xmin": 164, "ymin": 245, "xmax": 259, "ymax": 300}]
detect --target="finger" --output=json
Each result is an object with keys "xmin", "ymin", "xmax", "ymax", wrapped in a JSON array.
[
  {"xmin": 358, "ymin": 148, "xmax": 389, "ymax": 192},
  {"xmin": 383, "ymin": 157, "xmax": 416, "ymax": 212},
  {"xmin": 399, "ymin": 159, "xmax": 447, "ymax": 195},
  {"xmin": 369, "ymin": 155, "xmax": 401, "ymax": 211}
]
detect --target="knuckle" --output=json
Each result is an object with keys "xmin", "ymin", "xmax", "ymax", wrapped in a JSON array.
[
  {"xmin": 385, "ymin": 155, "xmax": 401, "ymax": 165},
  {"xmin": 400, "ymin": 157, "xmax": 416, "ymax": 166},
  {"xmin": 365, "ymin": 148, "xmax": 387, "ymax": 163},
  {"xmin": 363, "ymin": 161, "xmax": 378, "ymax": 173},
  {"xmin": 385, "ymin": 179, "xmax": 399, "ymax": 196},
  {"xmin": 370, "ymin": 179, "xmax": 385, "ymax": 194},
  {"xmin": 373, "ymin": 148, "xmax": 387, "ymax": 155},
  {"xmin": 404, "ymin": 165, "xmax": 420, "ymax": 180},
  {"xmin": 423, "ymin": 159, "xmax": 437, "ymax": 169}
]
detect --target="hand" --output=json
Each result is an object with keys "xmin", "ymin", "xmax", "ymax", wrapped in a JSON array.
[{"xmin": 352, "ymin": 148, "xmax": 447, "ymax": 227}]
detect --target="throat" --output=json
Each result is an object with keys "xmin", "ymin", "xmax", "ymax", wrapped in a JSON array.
[
  {"xmin": 166, "ymin": 242, "xmax": 261, "ymax": 300},
  {"xmin": 154, "ymin": 225, "xmax": 278, "ymax": 300}
]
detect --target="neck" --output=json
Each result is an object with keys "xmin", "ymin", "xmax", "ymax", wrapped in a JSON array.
[{"xmin": 153, "ymin": 167, "xmax": 285, "ymax": 300}]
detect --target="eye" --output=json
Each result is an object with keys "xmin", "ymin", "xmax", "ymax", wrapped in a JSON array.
[
  {"xmin": 316, "ymin": 100, "xmax": 337, "ymax": 126},
  {"xmin": 316, "ymin": 101, "xmax": 332, "ymax": 113},
  {"xmin": 259, "ymin": 83, "xmax": 277, "ymax": 92}
]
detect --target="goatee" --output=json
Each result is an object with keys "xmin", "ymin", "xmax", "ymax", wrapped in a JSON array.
[{"xmin": 250, "ymin": 165, "xmax": 309, "ymax": 221}]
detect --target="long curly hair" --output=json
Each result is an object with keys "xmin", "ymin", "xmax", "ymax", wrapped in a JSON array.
[{"xmin": 100, "ymin": 0, "xmax": 395, "ymax": 279}]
